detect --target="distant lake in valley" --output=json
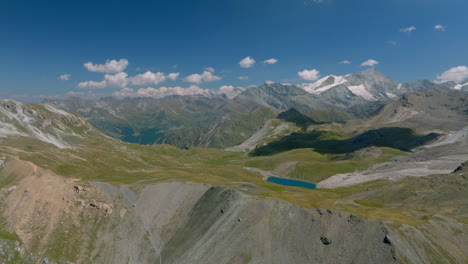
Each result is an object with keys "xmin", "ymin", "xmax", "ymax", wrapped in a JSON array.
[{"xmin": 267, "ymin": 177, "xmax": 316, "ymax": 189}]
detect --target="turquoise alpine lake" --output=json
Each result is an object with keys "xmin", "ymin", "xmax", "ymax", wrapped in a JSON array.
[{"xmin": 267, "ymin": 177, "xmax": 316, "ymax": 189}]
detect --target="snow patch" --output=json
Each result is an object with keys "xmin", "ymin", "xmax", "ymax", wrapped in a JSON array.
[
  {"xmin": 347, "ymin": 85, "xmax": 377, "ymax": 101},
  {"xmin": 300, "ymin": 75, "xmax": 347, "ymax": 94},
  {"xmin": 453, "ymin": 83, "xmax": 468, "ymax": 90},
  {"xmin": 0, "ymin": 100, "xmax": 70, "ymax": 148},
  {"xmin": 397, "ymin": 83, "xmax": 402, "ymax": 90},
  {"xmin": 386, "ymin": 92, "xmax": 397, "ymax": 98},
  {"xmin": 44, "ymin": 104, "xmax": 74, "ymax": 117},
  {"xmin": 0, "ymin": 121, "xmax": 24, "ymax": 138}
]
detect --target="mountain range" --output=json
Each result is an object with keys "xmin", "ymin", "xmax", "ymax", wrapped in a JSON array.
[
  {"xmin": 0, "ymin": 73, "xmax": 467, "ymax": 263},
  {"xmin": 45, "ymin": 68, "xmax": 464, "ymax": 149}
]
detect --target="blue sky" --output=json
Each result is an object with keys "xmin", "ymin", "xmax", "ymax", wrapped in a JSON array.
[{"xmin": 1, "ymin": 0, "xmax": 467, "ymax": 101}]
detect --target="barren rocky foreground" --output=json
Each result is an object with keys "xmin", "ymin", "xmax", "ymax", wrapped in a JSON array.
[
  {"xmin": 0, "ymin": 157, "xmax": 397, "ymax": 264},
  {"xmin": 1, "ymin": 156, "xmax": 467, "ymax": 264}
]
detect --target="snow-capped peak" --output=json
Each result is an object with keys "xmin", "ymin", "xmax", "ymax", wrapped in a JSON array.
[
  {"xmin": 300, "ymin": 75, "xmax": 347, "ymax": 94},
  {"xmin": 347, "ymin": 85, "xmax": 377, "ymax": 101}
]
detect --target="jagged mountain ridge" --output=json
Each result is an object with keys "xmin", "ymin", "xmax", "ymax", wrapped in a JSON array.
[
  {"xmin": 45, "ymin": 68, "xmax": 465, "ymax": 149},
  {"xmin": 301, "ymin": 68, "xmax": 438, "ymax": 99}
]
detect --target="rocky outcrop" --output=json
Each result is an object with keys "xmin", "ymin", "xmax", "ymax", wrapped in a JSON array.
[{"xmin": 0, "ymin": 100, "xmax": 93, "ymax": 148}]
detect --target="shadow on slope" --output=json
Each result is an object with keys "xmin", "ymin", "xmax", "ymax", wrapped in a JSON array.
[
  {"xmin": 277, "ymin": 108, "xmax": 322, "ymax": 128},
  {"xmin": 250, "ymin": 127, "xmax": 440, "ymax": 156}
]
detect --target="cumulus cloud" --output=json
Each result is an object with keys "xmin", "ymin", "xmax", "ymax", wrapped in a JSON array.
[
  {"xmin": 264, "ymin": 58, "xmax": 278, "ymax": 64},
  {"xmin": 239, "ymin": 56, "xmax": 256, "ymax": 68},
  {"xmin": 360, "ymin": 59, "xmax": 379, "ymax": 67},
  {"xmin": 58, "ymin": 74, "xmax": 71, "ymax": 81},
  {"xmin": 77, "ymin": 72, "xmax": 128, "ymax": 89},
  {"xmin": 218, "ymin": 85, "xmax": 243, "ymax": 99},
  {"xmin": 400, "ymin": 26, "xmax": 416, "ymax": 33},
  {"xmin": 183, "ymin": 71, "xmax": 222, "ymax": 84},
  {"xmin": 434, "ymin": 24, "xmax": 446, "ymax": 31},
  {"xmin": 436, "ymin": 66, "xmax": 468, "ymax": 83},
  {"xmin": 113, "ymin": 86, "xmax": 212, "ymax": 99},
  {"xmin": 238, "ymin": 76, "xmax": 249, "ymax": 80},
  {"xmin": 77, "ymin": 71, "xmax": 180, "ymax": 89},
  {"xmin": 104, "ymin": 72, "xmax": 129, "ymax": 88},
  {"xmin": 204, "ymin": 67, "xmax": 215, "ymax": 72},
  {"xmin": 112, "ymin": 84, "xmax": 243, "ymax": 100},
  {"xmin": 297, "ymin": 69, "xmax": 320, "ymax": 81},
  {"xmin": 83, "ymin": 59, "xmax": 129, "ymax": 73},
  {"xmin": 167, "ymin": 72, "xmax": 180, "ymax": 80},
  {"xmin": 339, "ymin": 60, "xmax": 351, "ymax": 64},
  {"xmin": 129, "ymin": 71, "xmax": 166, "ymax": 86},
  {"xmin": 77, "ymin": 80, "xmax": 107, "ymax": 89}
]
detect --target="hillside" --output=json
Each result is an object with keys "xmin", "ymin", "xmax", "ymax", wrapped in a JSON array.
[
  {"xmin": 0, "ymin": 100, "xmax": 466, "ymax": 263},
  {"xmin": 348, "ymin": 88, "xmax": 468, "ymax": 133}
]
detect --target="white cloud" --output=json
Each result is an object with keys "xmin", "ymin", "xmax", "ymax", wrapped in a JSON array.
[
  {"xmin": 218, "ymin": 85, "xmax": 243, "ymax": 99},
  {"xmin": 339, "ymin": 60, "xmax": 351, "ymax": 64},
  {"xmin": 83, "ymin": 59, "xmax": 129, "ymax": 73},
  {"xmin": 77, "ymin": 80, "xmax": 107, "ymax": 89},
  {"xmin": 204, "ymin": 67, "xmax": 215, "ymax": 72},
  {"xmin": 297, "ymin": 69, "xmax": 320, "ymax": 81},
  {"xmin": 113, "ymin": 84, "xmax": 243, "ymax": 100},
  {"xmin": 400, "ymin": 26, "xmax": 416, "ymax": 33},
  {"xmin": 238, "ymin": 76, "xmax": 249, "ymax": 80},
  {"xmin": 239, "ymin": 56, "xmax": 256, "ymax": 68},
  {"xmin": 264, "ymin": 58, "xmax": 278, "ymax": 64},
  {"xmin": 129, "ymin": 71, "xmax": 166, "ymax": 86},
  {"xmin": 104, "ymin": 72, "xmax": 129, "ymax": 88},
  {"xmin": 58, "ymin": 74, "xmax": 71, "ymax": 81},
  {"xmin": 360, "ymin": 59, "xmax": 379, "ymax": 67},
  {"xmin": 77, "ymin": 72, "xmax": 128, "ymax": 89},
  {"xmin": 113, "ymin": 85, "xmax": 212, "ymax": 99},
  {"xmin": 183, "ymin": 71, "xmax": 222, "ymax": 84},
  {"xmin": 436, "ymin": 66, "xmax": 468, "ymax": 83},
  {"xmin": 167, "ymin": 72, "xmax": 180, "ymax": 80},
  {"xmin": 77, "ymin": 71, "xmax": 180, "ymax": 89},
  {"xmin": 434, "ymin": 24, "xmax": 446, "ymax": 31}
]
